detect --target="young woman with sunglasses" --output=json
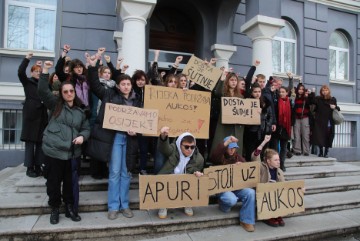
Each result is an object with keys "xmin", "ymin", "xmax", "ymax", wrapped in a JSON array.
[
  {"xmin": 37, "ymin": 61, "xmax": 90, "ymax": 225},
  {"xmin": 156, "ymin": 126, "xmax": 204, "ymax": 219}
]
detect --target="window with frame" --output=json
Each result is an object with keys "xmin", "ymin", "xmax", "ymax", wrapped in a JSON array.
[
  {"xmin": 0, "ymin": 109, "xmax": 24, "ymax": 150},
  {"xmin": 329, "ymin": 31, "xmax": 349, "ymax": 81},
  {"xmin": 272, "ymin": 21, "xmax": 297, "ymax": 74},
  {"xmin": 4, "ymin": 0, "xmax": 57, "ymax": 51}
]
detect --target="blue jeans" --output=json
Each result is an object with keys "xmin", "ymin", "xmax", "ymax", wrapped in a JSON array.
[
  {"xmin": 218, "ymin": 188, "xmax": 255, "ymax": 225},
  {"xmin": 108, "ymin": 132, "xmax": 131, "ymax": 211},
  {"xmin": 154, "ymin": 149, "xmax": 166, "ymax": 174}
]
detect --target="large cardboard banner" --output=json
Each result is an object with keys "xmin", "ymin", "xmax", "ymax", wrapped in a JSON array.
[
  {"xmin": 221, "ymin": 97, "xmax": 261, "ymax": 125},
  {"xmin": 204, "ymin": 162, "xmax": 260, "ymax": 195},
  {"xmin": 256, "ymin": 180, "xmax": 305, "ymax": 220},
  {"xmin": 182, "ymin": 55, "xmax": 222, "ymax": 91},
  {"xmin": 144, "ymin": 85, "xmax": 211, "ymax": 138},
  {"xmin": 139, "ymin": 174, "xmax": 209, "ymax": 210},
  {"xmin": 103, "ymin": 103, "xmax": 158, "ymax": 135}
]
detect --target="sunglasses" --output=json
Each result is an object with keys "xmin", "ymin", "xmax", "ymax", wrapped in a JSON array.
[
  {"xmin": 62, "ymin": 89, "xmax": 74, "ymax": 95},
  {"xmin": 182, "ymin": 144, "xmax": 195, "ymax": 150}
]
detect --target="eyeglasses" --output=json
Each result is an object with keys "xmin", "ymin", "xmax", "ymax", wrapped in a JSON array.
[
  {"xmin": 182, "ymin": 144, "xmax": 195, "ymax": 150},
  {"xmin": 62, "ymin": 89, "xmax": 74, "ymax": 95}
]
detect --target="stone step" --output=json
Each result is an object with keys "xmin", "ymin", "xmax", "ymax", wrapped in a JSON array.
[
  {"xmin": 303, "ymin": 189, "xmax": 360, "ymax": 216},
  {"xmin": 285, "ymin": 155, "xmax": 336, "ymax": 168},
  {"xmin": 1, "ymin": 204, "xmax": 360, "ymax": 241},
  {"xmin": 2, "ymin": 180, "xmax": 360, "ymax": 217},
  {"xmin": 0, "ymin": 165, "xmax": 25, "ymax": 182},
  {"xmin": 304, "ymin": 176, "xmax": 360, "ymax": 194},
  {"xmin": 16, "ymin": 155, "xmax": 340, "ymax": 193},
  {"xmin": 285, "ymin": 162, "xmax": 360, "ymax": 180},
  {"xmin": 15, "ymin": 173, "xmax": 139, "ymax": 193},
  {"xmin": 135, "ymin": 208, "xmax": 360, "ymax": 241}
]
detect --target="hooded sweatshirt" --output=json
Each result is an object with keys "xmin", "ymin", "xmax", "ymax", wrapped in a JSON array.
[{"xmin": 174, "ymin": 132, "xmax": 196, "ymax": 174}]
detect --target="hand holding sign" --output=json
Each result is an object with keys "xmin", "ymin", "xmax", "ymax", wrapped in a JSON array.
[
  {"xmin": 182, "ymin": 55, "xmax": 222, "ymax": 90},
  {"xmin": 160, "ymin": 126, "xmax": 170, "ymax": 139}
]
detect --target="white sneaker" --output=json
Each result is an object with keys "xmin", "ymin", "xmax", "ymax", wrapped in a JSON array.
[
  {"xmin": 184, "ymin": 207, "xmax": 193, "ymax": 216},
  {"xmin": 158, "ymin": 208, "xmax": 167, "ymax": 219}
]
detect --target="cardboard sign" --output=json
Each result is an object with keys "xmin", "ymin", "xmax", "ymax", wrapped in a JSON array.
[
  {"xmin": 182, "ymin": 55, "xmax": 222, "ymax": 91},
  {"xmin": 144, "ymin": 85, "xmax": 211, "ymax": 138},
  {"xmin": 103, "ymin": 103, "xmax": 158, "ymax": 135},
  {"xmin": 221, "ymin": 97, "xmax": 261, "ymax": 125},
  {"xmin": 139, "ymin": 174, "xmax": 209, "ymax": 210},
  {"xmin": 204, "ymin": 162, "xmax": 260, "ymax": 195},
  {"xmin": 256, "ymin": 180, "xmax": 305, "ymax": 220}
]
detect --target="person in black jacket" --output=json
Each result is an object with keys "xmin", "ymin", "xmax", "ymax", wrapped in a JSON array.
[
  {"xmin": 310, "ymin": 85, "xmax": 339, "ymax": 157},
  {"xmin": 131, "ymin": 70, "xmax": 152, "ymax": 175},
  {"xmin": 86, "ymin": 57, "xmax": 140, "ymax": 220},
  {"xmin": 18, "ymin": 53, "xmax": 48, "ymax": 177}
]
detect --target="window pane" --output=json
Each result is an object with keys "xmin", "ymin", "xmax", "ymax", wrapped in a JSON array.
[
  {"xmin": 338, "ymin": 51, "xmax": 348, "ymax": 80},
  {"xmin": 12, "ymin": 0, "xmax": 56, "ymax": 5},
  {"xmin": 272, "ymin": 40, "xmax": 281, "ymax": 72},
  {"xmin": 3, "ymin": 111, "xmax": 22, "ymax": 145},
  {"xmin": 7, "ymin": 5, "xmax": 29, "ymax": 49},
  {"xmin": 34, "ymin": 9, "xmax": 55, "ymax": 51},
  {"xmin": 276, "ymin": 22, "xmax": 296, "ymax": 40},
  {"xmin": 329, "ymin": 49, "xmax": 336, "ymax": 79},
  {"xmin": 330, "ymin": 32, "xmax": 348, "ymax": 48},
  {"xmin": 284, "ymin": 42, "xmax": 295, "ymax": 73}
]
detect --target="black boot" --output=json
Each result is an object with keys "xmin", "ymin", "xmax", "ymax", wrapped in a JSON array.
[
  {"xmin": 280, "ymin": 160, "xmax": 286, "ymax": 172},
  {"xmin": 65, "ymin": 204, "xmax": 81, "ymax": 222},
  {"xmin": 26, "ymin": 167, "xmax": 38, "ymax": 178},
  {"xmin": 318, "ymin": 147, "xmax": 323, "ymax": 157},
  {"xmin": 50, "ymin": 207, "xmax": 59, "ymax": 225},
  {"xmin": 324, "ymin": 148, "xmax": 329, "ymax": 158},
  {"xmin": 34, "ymin": 165, "xmax": 43, "ymax": 177}
]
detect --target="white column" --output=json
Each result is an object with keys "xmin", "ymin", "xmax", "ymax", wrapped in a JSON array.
[
  {"xmin": 210, "ymin": 44, "xmax": 237, "ymax": 69},
  {"xmin": 116, "ymin": 0, "xmax": 156, "ymax": 75},
  {"xmin": 113, "ymin": 31, "xmax": 123, "ymax": 59},
  {"xmin": 240, "ymin": 15, "xmax": 285, "ymax": 80}
]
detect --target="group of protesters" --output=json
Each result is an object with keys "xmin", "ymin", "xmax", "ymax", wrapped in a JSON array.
[{"xmin": 18, "ymin": 45, "xmax": 339, "ymax": 230}]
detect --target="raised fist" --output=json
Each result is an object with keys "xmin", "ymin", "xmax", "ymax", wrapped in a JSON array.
[
  {"xmin": 97, "ymin": 47, "xmax": 106, "ymax": 55},
  {"xmin": 63, "ymin": 44, "xmax": 71, "ymax": 52},
  {"xmin": 43, "ymin": 61, "xmax": 54, "ymax": 69},
  {"xmin": 26, "ymin": 52, "xmax": 33, "ymax": 59},
  {"xmin": 104, "ymin": 55, "xmax": 111, "ymax": 63}
]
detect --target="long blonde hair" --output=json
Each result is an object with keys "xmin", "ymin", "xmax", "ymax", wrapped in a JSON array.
[{"xmin": 320, "ymin": 85, "xmax": 331, "ymax": 100}]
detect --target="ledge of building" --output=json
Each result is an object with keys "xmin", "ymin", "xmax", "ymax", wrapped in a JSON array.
[
  {"xmin": 308, "ymin": 0, "xmax": 360, "ymax": 12},
  {"xmin": 330, "ymin": 80, "xmax": 355, "ymax": 86},
  {"xmin": 338, "ymin": 102, "xmax": 360, "ymax": 115},
  {"xmin": 0, "ymin": 48, "xmax": 55, "ymax": 58}
]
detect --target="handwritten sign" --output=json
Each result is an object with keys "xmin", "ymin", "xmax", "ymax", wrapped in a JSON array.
[
  {"xmin": 139, "ymin": 174, "xmax": 209, "ymax": 210},
  {"xmin": 221, "ymin": 97, "xmax": 261, "ymax": 125},
  {"xmin": 256, "ymin": 180, "xmax": 305, "ymax": 220},
  {"xmin": 204, "ymin": 162, "xmax": 260, "ymax": 195},
  {"xmin": 182, "ymin": 55, "xmax": 222, "ymax": 91},
  {"xmin": 144, "ymin": 85, "xmax": 211, "ymax": 138},
  {"xmin": 103, "ymin": 103, "xmax": 158, "ymax": 135}
]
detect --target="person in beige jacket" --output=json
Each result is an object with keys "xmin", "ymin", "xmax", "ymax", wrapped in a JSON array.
[{"xmin": 251, "ymin": 135, "xmax": 286, "ymax": 227}]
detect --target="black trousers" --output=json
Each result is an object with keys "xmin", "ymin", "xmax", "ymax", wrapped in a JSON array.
[
  {"xmin": 46, "ymin": 156, "xmax": 73, "ymax": 208},
  {"xmin": 24, "ymin": 141, "xmax": 44, "ymax": 167}
]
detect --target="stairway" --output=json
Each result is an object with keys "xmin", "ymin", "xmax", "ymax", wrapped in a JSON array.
[{"xmin": 0, "ymin": 155, "xmax": 360, "ymax": 241}]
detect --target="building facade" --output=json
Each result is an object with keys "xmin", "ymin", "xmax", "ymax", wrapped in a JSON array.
[{"xmin": 0, "ymin": 0, "xmax": 359, "ymax": 168}]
